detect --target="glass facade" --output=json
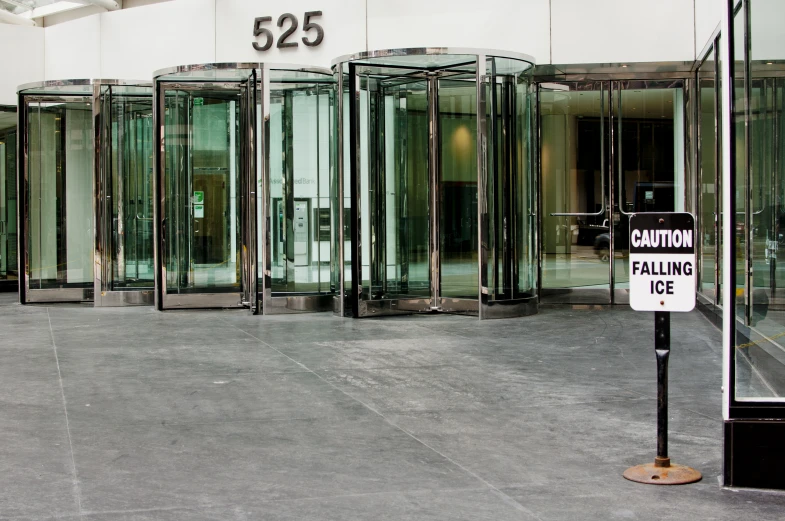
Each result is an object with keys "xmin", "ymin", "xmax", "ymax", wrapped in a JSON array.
[{"xmin": 726, "ymin": 0, "xmax": 785, "ymax": 403}]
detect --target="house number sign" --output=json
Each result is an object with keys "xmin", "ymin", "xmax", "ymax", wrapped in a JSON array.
[{"xmin": 252, "ymin": 11, "xmax": 324, "ymax": 51}]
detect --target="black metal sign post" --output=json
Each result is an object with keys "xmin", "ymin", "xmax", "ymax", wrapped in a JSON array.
[{"xmin": 624, "ymin": 213, "xmax": 702, "ymax": 485}]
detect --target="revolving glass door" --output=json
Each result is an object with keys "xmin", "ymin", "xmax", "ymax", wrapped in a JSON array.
[
  {"xmin": 156, "ymin": 77, "xmax": 253, "ymax": 309},
  {"xmin": 334, "ymin": 49, "xmax": 538, "ymax": 319},
  {"xmin": 19, "ymin": 83, "xmax": 97, "ymax": 303},
  {"xmin": 95, "ymin": 84, "xmax": 155, "ymax": 305},
  {"xmin": 155, "ymin": 64, "xmax": 336, "ymax": 312}
]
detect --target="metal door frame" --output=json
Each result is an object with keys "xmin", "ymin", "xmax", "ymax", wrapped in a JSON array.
[
  {"xmin": 18, "ymin": 91, "xmax": 95, "ymax": 304},
  {"xmin": 94, "ymin": 82, "xmax": 155, "ymax": 307},
  {"xmin": 154, "ymin": 81, "xmax": 253, "ymax": 310}
]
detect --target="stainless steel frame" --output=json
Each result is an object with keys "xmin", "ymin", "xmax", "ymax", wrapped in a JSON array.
[
  {"xmin": 93, "ymin": 81, "xmax": 154, "ymax": 307},
  {"xmin": 333, "ymin": 48, "xmax": 538, "ymax": 319},
  {"xmin": 153, "ymin": 63, "xmax": 335, "ymax": 313},
  {"xmin": 18, "ymin": 79, "xmax": 151, "ymax": 306}
]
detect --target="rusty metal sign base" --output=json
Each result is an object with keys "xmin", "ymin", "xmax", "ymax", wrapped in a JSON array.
[{"xmin": 623, "ymin": 461, "xmax": 702, "ymax": 485}]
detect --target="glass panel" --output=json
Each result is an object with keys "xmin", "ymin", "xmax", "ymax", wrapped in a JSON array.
[
  {"xmin": 268, "ymin": 81, "xmax": 334, "ymax": 295},
  {"xmin": 0, "ymin": 106, "xmax": 17, "ymax": 285},
  {"xmin": 734, "ymin": 0, "xmax": 785, "ymax": 402},
  {"xmin": 698, "ymin": 48, "xmax": 720, "ymax": 304},
  {"xmin": 733, "ymin": 3, "xmax": 748, "ymax": 325},
  {"xmin": 615, "ymin": 81, "xmax": 685, "ymax": 294},
  {"xmin": 162, "ymin": 88, "xmax": 241, "ymax": 295},
  {"xmin": 540, "ymin": 84, "xmax": 610, "ymax": 299},
  {"xmin": 381, "ymin": 79, "xmax": 430, "ymax": 298},
  {"xmin": 485, "ymin": 59, "xmax": 536, "ymax": 302},
  {"xmin": 26, "ymin": 98, "xmax": 93, "ymax": 290},
  {"xmin": 439, "ymin": 79, "xmax": 478, "ymax": 299},
  {"xmin": 109, "ymin": 90, "xmax": 154, "ymax": 290}
]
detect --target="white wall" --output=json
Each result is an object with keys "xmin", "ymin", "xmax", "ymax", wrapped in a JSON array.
[
  {"xmin": 100, "ymin": 0, "xmax": 216, "ymax": 80},
  {"xmin": 551, "ymin": 0, "xmax": 696, "ymax": 63},
  {"xmin": 366, "ymin": 0, "xmax": 550, "ymax": 64},
  {"xmin": 695, "ymin": 0, "xmax": 723, "ymax": 56},
  {"xmin": 45, "ymin": 14, "xmax": 101, "ymax": 80},
  {"xmin": 0, "ymin": 0, "xmax": 726, "ymax": 104},
  {"xmin": 216, "ymin": 0, "xmax": 365, "ymax": 67},
  {"xmin": 0, "ymin": 25, "xmax": 44, "ymax": 105}
]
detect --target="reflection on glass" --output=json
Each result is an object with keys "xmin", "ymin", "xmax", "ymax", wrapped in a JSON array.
[
  {"xmin": 163, "ymin": 90, "xmax": 241, "ymax": 294},
  {"xmin": 540, "ymin": 85, "xmax": 610, "ymax": 299},
  {"xmin": 0, "ymin": 106, "xmax": 17, "ymax": 285},
  {"xmin": 615, "ymin": 82, "xmax": 683, "ymax": 292},
  {"xmin": 108, "ymin": 92, "xmax": 154, "ymax": 290},
  {"xmin": 27, "ymin": 99, "xmax": 94, "ymax": 290},
  {"xmin": 698, "ymin": 48, "xmax": 720, "ymax": 304},
  {"xmin": 439, "ymin": 80, "xmax": 477, "ymax": 299},
  {"xmin": 268, "ymin": 83, "xmax": 334, "ymax": 295},
  {"xmin": 733, "ymin": 0, "xmax": 785, "ymax": 402}
]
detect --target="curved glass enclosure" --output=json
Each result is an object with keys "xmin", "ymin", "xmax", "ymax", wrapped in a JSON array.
[
  {"xmin": 153, "ymin": 63, "xmax": 336, "ymax": 313},
  {"xmin": 17, "ymin": 80, "xmax": 153, "ymax": 305},
  {"xmin": 332, "ymin": 48, "xmax": 537, "ymax": 319}
]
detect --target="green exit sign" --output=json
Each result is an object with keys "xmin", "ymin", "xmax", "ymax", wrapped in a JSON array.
[{"xmin": 193, "ymin": 97, "xmax": 204, "ymax": 106}]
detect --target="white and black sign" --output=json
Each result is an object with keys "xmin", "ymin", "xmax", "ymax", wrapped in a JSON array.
[{"xmin": 629, "ymin": 213, "xmax": 696, "ymax": 312}]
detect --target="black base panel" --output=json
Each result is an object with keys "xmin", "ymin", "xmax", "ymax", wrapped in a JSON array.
[{"xmin": 725, "ymin": 420, "xmax": 785, "ymax": 489}]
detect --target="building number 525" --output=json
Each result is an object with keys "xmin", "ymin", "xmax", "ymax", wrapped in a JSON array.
[{"xmin": 253, "ymin": 11, "xmax": 324, "ymax": 51}]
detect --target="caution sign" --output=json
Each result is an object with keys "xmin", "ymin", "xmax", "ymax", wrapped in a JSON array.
[{"xmin": 629, "ymin": 213, "xmax": 695, "ymax": 312}]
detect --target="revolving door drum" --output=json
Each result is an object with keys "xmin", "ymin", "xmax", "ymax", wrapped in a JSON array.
[
  {"xmin": 93, "ymin": 81, "xmax": 155, "ymax": 307},
  {"xmin": 153, "ymin": 63, "xmax": 336, "ymax": 313},
  {"xmin": 154, "ymin": 78, "xmax": 253, "ymax": 310},
  {"xmin": 335, "ymin": 48, "xmax": 538, "ymax": 319}
]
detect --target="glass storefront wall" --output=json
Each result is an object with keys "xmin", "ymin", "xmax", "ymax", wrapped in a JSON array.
[
  {"xmin": 332, "ymin": 49, "xmax": 537, "ymax": 319},
  {"xmin": 17, "ymin": 80, "xmax": 153, "ymax": 305},
  {"xmin": 726, "ymin": 0, "xmax": 785, "ymax": 404},
  {"xmin": 153, "ymin": 63, "xmax": 335, "ymax": 313},
  {"xmin": 0, "ymin": 105, "xmax": 17, "ymax": 291}
]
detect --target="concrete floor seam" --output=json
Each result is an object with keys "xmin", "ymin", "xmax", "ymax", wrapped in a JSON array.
[
  {"xmin": 46, "ymin": 307, "xmax": 85, "ymax": 521},
  {"xmin": 216, "ymin": 317, "xmax": 545, "ymax": 520}
]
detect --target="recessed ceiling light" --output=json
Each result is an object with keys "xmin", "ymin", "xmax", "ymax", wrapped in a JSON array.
[{"xmin": 622, "ymin": 65, "xmax": 628, "ymax": 68}]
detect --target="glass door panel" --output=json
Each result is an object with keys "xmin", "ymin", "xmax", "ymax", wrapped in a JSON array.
[
  {"xmin": 268, "ymin": 87, "xmax": 333, "ymax": 295},
  {"xmin": 438, "ymin": 79, "xmax": 478, "ymax": 302},
  {"xmin": 540, "ymin": 83, "xmax": 611, "ymax": 303},
  {"xmin": 96, "ymin": 85, "xmax": 155, "ymax": 306},
  {"xmin": 24, "ymin": 98, "xmax": 94, "ymax": 302},
  {"xmin": 379, "ymin": 79, "xmax": 430, "ymax": 300},
  {"xmin": 614, "ymin": 81, "xmax": 685, "ymax": 304},
  {"xmin": 111, "ymin": 93, "xmax": 154, "ymax": 290},
  {"xmin": 160, "ymin": 86, "xmax": 244, "ymax": 308},
  {"xmin": 698, "ymin": 48, "xmax": 720, "ymax": 305}
]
